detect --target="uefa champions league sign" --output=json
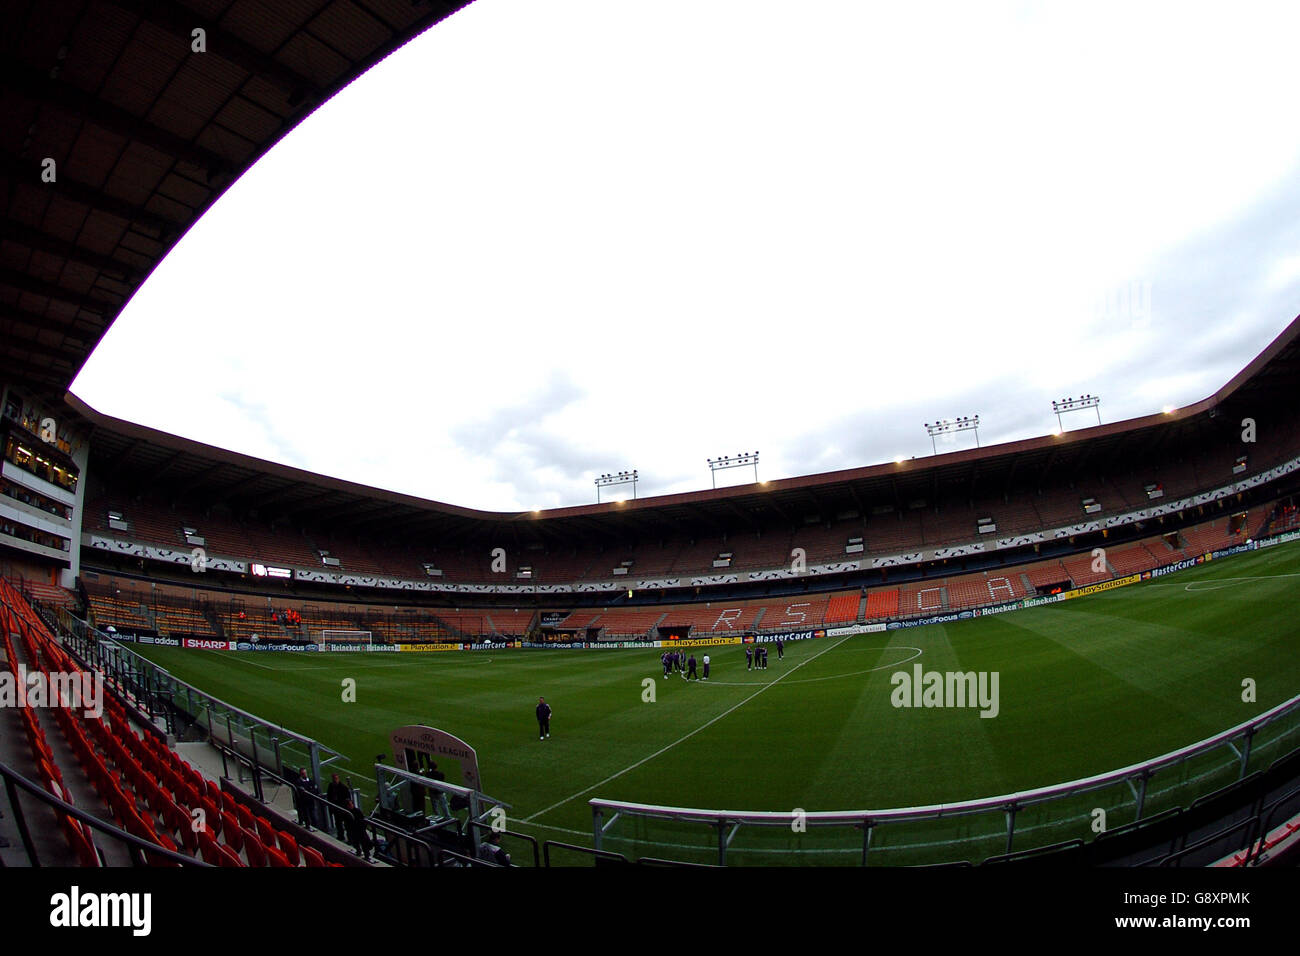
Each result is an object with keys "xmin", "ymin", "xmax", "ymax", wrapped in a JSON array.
[{"xmin": 390, "ymin": 725, "xmax": 481, "ymax": 791}]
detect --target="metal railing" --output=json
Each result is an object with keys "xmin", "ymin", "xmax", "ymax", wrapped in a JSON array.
[
  {"xmin": 55, "ymin": 609, "xmax": 346, "ymax": 789},
  {"xmin": 591, "ymin": 692, "xmax": 1300, "ymax": 866},
  {"xmin": 372, "ymin": 764, "xmax": 513, "ymax": 866},
  {"xmin": 0, "ymin": 760, "xmax": 208, "ymax": 868}
]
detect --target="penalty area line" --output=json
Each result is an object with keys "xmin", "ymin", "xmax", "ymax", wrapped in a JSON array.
[{"xmin": 522, "ymin": 634, "xmax": 852, "ymax": 823}]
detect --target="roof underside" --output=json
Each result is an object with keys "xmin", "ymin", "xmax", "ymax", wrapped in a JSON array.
[{"xmin": 1, "ymin": 0, "xmax": 473, "ymax": 403}]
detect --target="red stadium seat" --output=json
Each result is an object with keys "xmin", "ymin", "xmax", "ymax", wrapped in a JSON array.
[
  {"xmin": 265, "ymin": 845, "xmax": 291, "ymax": 867},
  {"xmin": 242, "ymin": 830, "xmax": 267, "ymax": 867},
  {"xmin": 222, "ymin": 813, "xmax": 244, "ymax": 852},
  {"xmin": 199, "ymin": 832, "xmax": 221, "ymax": 866},
  {"xmin": 215, "ymin": 843, "xmax": 245, "ymax": 868},
  {"xmin": 276, "ymin": 831, "xmax": 301, "ymax": 866}
]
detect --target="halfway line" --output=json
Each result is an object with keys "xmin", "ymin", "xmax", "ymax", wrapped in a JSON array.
[{"xmin": 522, "ymin": 634, "xmax": 851, "ymax": 823}]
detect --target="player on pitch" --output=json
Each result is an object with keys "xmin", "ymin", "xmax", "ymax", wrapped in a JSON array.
[{"xmin": 536, "ymin": 696, "xmax": 552, "ymax": 740}]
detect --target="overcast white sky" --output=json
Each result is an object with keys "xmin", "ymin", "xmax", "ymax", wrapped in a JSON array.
[{"xmin": 72, "ymin": 0, "xmax": 1300, "ymax": 512}]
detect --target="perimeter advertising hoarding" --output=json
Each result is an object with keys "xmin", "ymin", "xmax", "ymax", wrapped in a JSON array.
[
  {"xmin": 887, "ymin": 611, "xmax": 973, "ymax": 630},
  {"xmin": 660, "ymin": 636, "xmax": 744, "ymax": 648},
  {"xmin": 1056, "ymin": 574, "xmax": 1142, "ymax": 600},
  {"xmin": 236, "ymin": 642, "xmax": 317, "ymax": 651},
  {"xmin": 826, "ymin": 623, "xmax": 887, "ymax": 636},
  {"xmin": 750, "ymin": 629, "xmax": 825, "ymax": 643}
]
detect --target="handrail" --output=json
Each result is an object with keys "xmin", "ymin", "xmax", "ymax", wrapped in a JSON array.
[
  {"xmin": 0, "ymin": 760, "xmax": 209, "ymax": 867},
  {"xmin": 591, "ymin": 692, "xmax": 1300, "ymax": 828},
  {"xmin": 63, "ymin": 612, "xmax": 333, "ymax": 751}
]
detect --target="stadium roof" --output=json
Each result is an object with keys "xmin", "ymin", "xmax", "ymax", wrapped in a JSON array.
[
  {"xmin": 6, "ymin": 4, "xmax": 1296, "ymax": 550},
  {"xmin": 1, "ymin": 0, "xmax": 473, "ymax": 404},
  {"xmin": 66, "ymin": 312, "xmax": 1300, "ymax": 549}
]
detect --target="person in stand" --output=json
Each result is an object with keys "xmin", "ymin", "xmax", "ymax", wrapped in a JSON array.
[
  {"xmin": 478, "ymin": 830, "xmax": 512, "ymax": 866},
  {"xmin": 295, "ymin": 767, "xmax": 321, "ymax": 831},
  {"xmin": 326, "ymin": 772, "xmax": 350, "ymax": 840},
  {"xmin": 536, "ymin": 696, "xmax": 552, "ymax": 740},
  {"xmin": 345, "ymin": 798, "xmax": 372, "ymax": 861},
  {"xmin": 746, "ymin": 645, "xmax": 754, "ymax": 670},
  {"xmin": 687, "ymin": 653, "xmax": 698, "ymax": 680}
]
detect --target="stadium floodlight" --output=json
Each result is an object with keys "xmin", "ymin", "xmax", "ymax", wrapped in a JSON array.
[
  {"xmin": 707, "ymin": 451, "xmax": 759, "ymax": 488},
  {"xmin": 1051, "ymin": 394, "xmax": 1102, "ymax": 431},
  {"xmin": 595, "ymin": 469, "xmax": 638, "ymax": 503},
  {"xmin": 923, "ymin": 416, "xmax": 980, "ymax": 456}
]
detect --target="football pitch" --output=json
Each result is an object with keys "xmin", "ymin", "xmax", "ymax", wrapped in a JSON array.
[{"xmin": 126, "ymin": 541, "xmax": 1300, "ymax": 864}]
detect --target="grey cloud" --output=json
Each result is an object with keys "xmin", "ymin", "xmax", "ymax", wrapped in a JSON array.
[
  {"xmin": 449, "ymin": 373, "xmax": 587, "ymax": 457},
  {"xmin": 448, "ymin": 162, "xmax": 1300, "ymax": 508}
]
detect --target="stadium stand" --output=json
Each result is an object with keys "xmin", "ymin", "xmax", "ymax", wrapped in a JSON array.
[
  {"xmin": 60, "ymin": 500, "xmax": 1288, "ymax": 651},
  {"xmin": 864, "ymin": 588, "xmax": 900, "ymax": 621},
  {"xmin": 657, "ymin": 602, "xmax": 764, "ymax": 633},
  {"xmin": 1061, "ymin": 552, "xmax": 1110, "ymax": 587},
  {"xmin": 0, "ymin": 580, "xmax": 364, "ymax": 869}
]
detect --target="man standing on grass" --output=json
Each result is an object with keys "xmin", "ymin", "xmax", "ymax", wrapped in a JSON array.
[
  {"xmin": 536, "ymin": 696, "xmax": 552, "ymax": 740},
  {"xmin": 687, "ymin": 653, "xmax": 698, "ymax": 680},
  {"xmin": 702, "ymin": 654, "xmax": 710, "ymax": 680},
  {"xmin": 746, "ymin": 645, "xmax": 753, "ymax": 670},
  {"xmin": 776, "ymin": 638, "xmax": 784, "ymax": 660}
]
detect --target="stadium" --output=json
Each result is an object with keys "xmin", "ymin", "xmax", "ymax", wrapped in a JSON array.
[{"xmin": 2, "ymin": 0, "xmax": 1300, "ymax": 879}]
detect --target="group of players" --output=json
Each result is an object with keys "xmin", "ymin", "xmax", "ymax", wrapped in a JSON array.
[
  {"xmin": 661, "ymin": 650, "xmax": 710, "ymax": 680},
  {"xmin": 745, "ymin": 641, "xmax": 784, "ymax": 669},
  {"xmin": 659, "ymin": 638, "xmax": 787, "ymax": 681}
]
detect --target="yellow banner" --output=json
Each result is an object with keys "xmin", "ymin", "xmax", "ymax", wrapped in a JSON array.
[
  {"xmin": 1058, "ymin": 574, "xmax": 1141, "ymax": 601},
  {"xmin": 398, "ymin": 643, "xmax": 462, "ymax": 652},
  {"xmin": 659, "ymin": 636, "xmax": 743, "ymax": 648}
]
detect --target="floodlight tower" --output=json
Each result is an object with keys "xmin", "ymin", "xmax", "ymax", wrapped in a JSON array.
[
  {"xmin": 595, "ymin": 470, "xmax": 638, "ymax": 503},
  {"xmin": 1051, "ymin": 394, "xmax": 1102, "ymax": 431},
  {"xmin": 707, "ymin": 452, "xmax": 760, "ymax": 488},
  {"xmin": 923, "ymin": 416, "xmax": 980, "ymax": 456}
]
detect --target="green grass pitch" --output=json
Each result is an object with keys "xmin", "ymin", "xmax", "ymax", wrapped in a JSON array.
[{"xmin": 126, "ymin": 540, "xmax": 1300, "ymax": 864}]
